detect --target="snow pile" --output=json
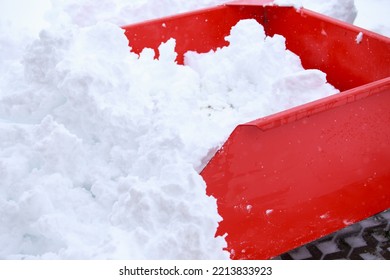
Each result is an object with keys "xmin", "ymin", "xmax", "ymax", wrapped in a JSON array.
[
  {"xmin": 354, "ymin": 0, "xmax": 390, "ymax": 37},
  {"xmin": 46, "ymin": 0, "xmax": 228, "ymax": 27},
  {"xmin": 0, "ymin": 22, "xmax": 226, "ymax": 259},
  {"xmin": 274, "ymin": 0, "xmax": 390, "ymax": 37},
  {"xmin": 0, "ymin": 0, "xmax": 51, "ymax": 35},
  {"xmin": 274, "ymin": 0, "xmax": 357, "ymax": 23},
  {"xmin": 4, "ymin": 0, "xmax": 389, "ymax": 261},
  {"xmin": 0, "ymin": 0, "xmax": 228, "ymax": 84},
  {"xmin": 0, "ymin": 14, "xmax": 338, "ymax": 259},
  {"xmin": 185, "ymin": 19, "xmax": 338, "ymax": 125}
]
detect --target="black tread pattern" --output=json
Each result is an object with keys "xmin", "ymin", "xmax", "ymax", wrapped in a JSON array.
[{"xmin": 275, "ymin": 210, "xmax": 390, "ymax": 260}]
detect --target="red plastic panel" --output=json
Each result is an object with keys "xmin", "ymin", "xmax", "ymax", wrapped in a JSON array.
[
  {"xmin": 261, "ymin": 6, "xmax": 390, "ymax": 91},
  {"xmin": 123, "ymin": 5, "xmax": 390, "ymax": 90},
  {"xmin": 122, "ymin": 3, "xmax": 390, "ymax": 259},
  {"xmin": 122, "ymin": 5, "xmax": 265, "ymax": 64},
  {"xmin": 202, "ymin": 80, "xmax": 390, "ymax": 259}
]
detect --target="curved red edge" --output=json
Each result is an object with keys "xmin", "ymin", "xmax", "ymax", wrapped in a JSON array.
[{"xmin": 201, "ymin": 79, "xmax": 390, "ymax": 259}]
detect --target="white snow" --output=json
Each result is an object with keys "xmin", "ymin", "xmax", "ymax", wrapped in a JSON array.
[
  {"xmin": 356, "ymin": 32, "xmax": 364, "ymax": 44},
  {"xmin": 273, "ymin": 0, "xmax": 303, "ymax": 9},
  {"xmin": 354, "ymin": 0, "xmax": 390, "ymax": 37},
  {"xmin": 0, "ymin": 0, "xmax": 388, "ymax": 260},
  {"xmin": 276, "ymin": 0, "xmax": 390, "ymax": 37},
  {"xmin": 274, "ymin": 0, "xmax": 357, "ymax": 23}
]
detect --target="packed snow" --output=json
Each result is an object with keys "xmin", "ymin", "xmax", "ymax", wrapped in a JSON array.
[{"xmin": 0, "ymin": 0, "xmax": 388, "ymax": 260}]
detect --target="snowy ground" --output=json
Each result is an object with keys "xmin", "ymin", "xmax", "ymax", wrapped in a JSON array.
[{"xmin": 0, "ymin": 0, "xmax": 389, "ymax": 260}]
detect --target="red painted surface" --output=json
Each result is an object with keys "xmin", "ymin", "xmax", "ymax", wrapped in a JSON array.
[
  {"xmin": 202, "ymin": 79, "xmax": 390, "ymax": 259},
  {"xmin": 122, "ymin": 2, "xmax": 390, "ymax": 259}
]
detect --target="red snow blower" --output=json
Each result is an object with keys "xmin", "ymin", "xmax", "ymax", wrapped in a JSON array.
[{"xmin": 122, "ymin": 0, "xmax": 390, "ymax": 259}]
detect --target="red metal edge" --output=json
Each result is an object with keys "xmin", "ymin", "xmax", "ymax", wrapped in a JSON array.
[{"xmin": 247, "ymin": 77, "xmax": 390, "ymax": 130}]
